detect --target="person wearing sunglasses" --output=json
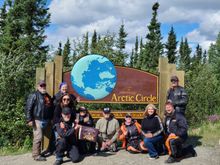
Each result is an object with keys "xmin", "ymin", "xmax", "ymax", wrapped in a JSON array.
[
  {"xmin": 118, "ymin": 113, "xmax": 147, "ymax": 153},
  {"xmin": 53, "ymin": 93, "xmax": 76, "ymax": 126},
  {"xmin": 166, "ymin": 75, "xmax": 188, "ymax": 116},
  {"xmin": 53, "ymin": 82, "xmax": 79, "ymax": 109},
  {"xmin": 25, "ymin": 80, "xmax": 53, "ymax": 161}
]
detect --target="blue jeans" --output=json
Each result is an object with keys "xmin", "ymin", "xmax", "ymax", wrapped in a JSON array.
[{"xmin": 144, "ymin": 135, "xmax": 164, "ymax": 157}]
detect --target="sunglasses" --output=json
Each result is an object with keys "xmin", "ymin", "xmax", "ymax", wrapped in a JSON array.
[
  {"xmin": 40, "ymin": 84, "xmax": 46, "ymax": 87},
  {"xmin": 62, "ymin": 98, "xmax": 70, "ymax": 101},
  {"xmin": 171, "ymin": 80, "xmax": 177, "ymax": 83}
]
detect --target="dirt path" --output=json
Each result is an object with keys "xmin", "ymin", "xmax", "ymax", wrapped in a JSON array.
[{"xmin": 0, "ymin": 146, "xmax": 220, "ymax": 165}]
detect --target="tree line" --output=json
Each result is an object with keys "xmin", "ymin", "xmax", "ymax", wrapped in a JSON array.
[{"xmin": 0, "ymin": 0, "xmax": 220, "ymax": 149}]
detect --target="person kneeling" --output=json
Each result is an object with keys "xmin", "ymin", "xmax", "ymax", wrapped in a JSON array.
[
  {"xmin": 164, "ymin": 102, "xmax": 197, "ymax": 163},
  {"xmin": 76, "ymin": 106, "xmax": 96, "ymax": 155},
  {"xmin": 141, "ymin": 104, "xmax": 165, "ymax": 160},
  {"xmin": 95, "ymin": 107, "xmax": 120, "ymax": 152},
  {"xmin": 119, "ymin": 113, "xmax": 147, "ymax": 153},
  {"xmin": 54, "ymin": 107, "xmax": 80, "ymax": 165}
]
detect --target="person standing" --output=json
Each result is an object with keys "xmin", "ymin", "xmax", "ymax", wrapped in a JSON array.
[
  {"xmin": 141, "ymin": 104, "xmax": 165, "ymax": 160},
  {"xmin": 95, "ymin": 107, "xmax": 120, "ymax": 152},
  {"xmin": 25, "ymin": 80, "xmax": 53, "ymax": 161},
  {"xmin": 167, "ymin": 75, "xmax": 188, "ymax": 115}
]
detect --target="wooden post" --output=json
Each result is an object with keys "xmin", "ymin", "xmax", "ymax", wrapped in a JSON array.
[
  {"xmin": 42, "ymin": 62, "xmax": 54, "ymax": 151},
  {"xmin": 158, "ymin": 57, "xmax": 185, "ymax": 117},
  {"xmin": 54, "ymin": 55, "xmax": 63, "ymax": 94},
  {"xmin": 158, "ymin": 57, "xmax": 169, "ymax": 116}
]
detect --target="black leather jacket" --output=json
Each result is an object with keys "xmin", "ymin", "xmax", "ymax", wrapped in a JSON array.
[
  {"xmin": 164, "ymin": 112, "xmax": 188, "ymax": 140},
  {"xmin": 167, "ymin": 86, "xmax": 188, "ymax": 114},
  {"xmin": 25, "ymin": 90, "xmax": 53, "ymax": 122}
]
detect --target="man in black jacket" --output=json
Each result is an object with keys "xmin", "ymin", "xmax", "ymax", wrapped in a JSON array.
[
  {"xmin": 25, "ymin": 80, "xmax": 53, "ymax": 161},
  {"xmin": 167, "ymin": 75, "xmax": 188, "ymax": 115},
  {"xmin": 164, "ymin": 102, "xmax": 196, "ymax": 163},
  {"xmin": 54, "ymin": 107, "xmax": 80, "ymax": 165}
]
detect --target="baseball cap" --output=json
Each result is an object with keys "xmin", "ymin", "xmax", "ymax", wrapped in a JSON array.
[
  {"xmin": 78, "ymin": 106, "xmax": 87, "ymax": 112},
  {"xmin": 62, "ymin": 107, "xmax": 71, "ymax": 115},
  {"xmin": 125, "ymin": 113, "xmax": 132, "ymax": 118},
  {"xmin": 103, "ymin": 107, "xmax": 111, "ymax": 114},
  {"xmin": 170, "ymin": 75, "xmax": 179, "ymax": 82},
  {"xmin": 38, "ymin": 80, "xmax": 46, "ymax": 86}
]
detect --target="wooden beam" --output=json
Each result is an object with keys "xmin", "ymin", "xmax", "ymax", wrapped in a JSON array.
[
  {"xmin": 54, "ymin": 55, "xmax": 63, "ymax": 94},
  {"xmin": 45, "ymin": 62, "xmax": 54, "ymax": 96}
]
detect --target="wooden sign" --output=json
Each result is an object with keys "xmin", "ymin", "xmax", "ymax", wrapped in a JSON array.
[{"xmin": 64, "ymin": 66, "xmax": 158, "ymax": 104}]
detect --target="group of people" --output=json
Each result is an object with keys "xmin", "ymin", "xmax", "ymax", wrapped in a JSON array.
[{"xmin": 25, "ymin": 75, "xmax": 196, "ymax": 164}]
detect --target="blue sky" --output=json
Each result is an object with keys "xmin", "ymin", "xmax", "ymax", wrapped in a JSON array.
[{"xmin": 1, "ymin": 0, "xmax": 220, "ymax": 54}]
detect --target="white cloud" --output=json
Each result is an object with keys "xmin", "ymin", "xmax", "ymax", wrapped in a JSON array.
[{"xmin": 47, "ymin": 0, "xmax": 220, "ymax": 52}]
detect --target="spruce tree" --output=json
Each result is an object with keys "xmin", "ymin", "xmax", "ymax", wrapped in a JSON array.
[
  {"xmin": 82, "ymin": 32, "xmax": 89, "ymax": 56},
  {"xmin": 143, "ymin": 2, "xmax": 163, "ymax": 73},
  {"xmin": 0, "ymin": 0, "xmax": 50, "ymax": 63},
  {"xmin": 208, "ymin": 32, "xmax": 220, "ymax": 80},
  {"xmin": 165, "ymin": 26, "xmax": 178, "ymax": 63},
  {"xmin": 137, "ymin": 38, "xmax": 144, "ymax": 69},
  {"xmin": 179, "ymin": 38, "xmax": 191, "ymax": 71},
  {"xmin": 129, "ymin": 48, "xmax": 134, "ymax": 67},
  {"xmin": 133, "ymin": 36, "xmax": 139, "ymax": 68},
  {"xmin": 202, "ymin": 50, "xmax": 207, "ymax": 64},
  {"xmin": 91, "ymin": 30, "xmax": 97, "ymax": 54},
  {"xmin": 63, "ymin": 38, "xmax": 71, "ymax": 67},
  {"xmin": 0, "ymin": 1, "xmax": 7, "ymax": 35},
  {"xmin": 56, "ymin": 41, "xmax": 62, "ymax": 55},
  {"xmin": 191, "ymin": 44, "xmax": 202, "ymax": 70},
  {"xmin": 115, "ymin": 23, "xmax": 128, "ymax": 66}
]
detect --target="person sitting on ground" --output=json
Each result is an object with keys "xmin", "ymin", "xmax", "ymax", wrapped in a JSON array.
[
  {"xmin": 141, "ymin": 104, "xmax": 165, "ymax": 160},
  {"xmin": 95, "ymin": 107, "xmax": 120, "ymax": 152},
  {"xmin": 76, "ymin": 106, "xmax": 96, "ymax": 154},
  {"xmin": 118, "ymin": 113, "xmax": 147, "ymax": 153},
  {"xmin": 164, "ymin": 101, "xmax": 197, "ymax": 164},
  {"xmin": 53, "ymin": 107, "xmax": 80, "ymax": 165}
]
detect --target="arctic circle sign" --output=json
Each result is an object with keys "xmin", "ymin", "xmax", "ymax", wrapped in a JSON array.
[{"xmin": 64, "ymin": 54, "xmax": 158, "ymax": 104}]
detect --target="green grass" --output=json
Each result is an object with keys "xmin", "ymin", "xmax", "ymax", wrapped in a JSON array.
[
  {"xmin": 0, "ymin": 146, "xmax": 31, "ymax": 156},
  {"xmin": 188, "ymin": 121, "xmax": 220, "ymax": 147}
]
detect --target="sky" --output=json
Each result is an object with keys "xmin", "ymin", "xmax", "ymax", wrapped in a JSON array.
[{"xmin": 1, "ymin": 0, "xmax": 220, "ymax": 54}]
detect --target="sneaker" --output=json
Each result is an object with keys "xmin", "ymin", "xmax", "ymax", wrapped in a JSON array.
[
  {"xmin": 165, "ymin": 156, "xmax": 176, "ymax": 163},
  {"xmin": 111, "ymin": 143, "xmax": 118, "ymax": 152},
  {"xmin": 53, "ymin": 159, "xmax": 63, "ymax": 165},
  {"xmin": 148, "ymin": 155, "xmax": 159, "ymax": 160},
  {"xmin": 34, "ymin": 155, "xmax": 46, "ymax": 161}
]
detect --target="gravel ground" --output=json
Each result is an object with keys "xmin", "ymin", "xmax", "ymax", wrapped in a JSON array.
[{"xmin": 0, "ymin": 146, "xmax": 220, "ymax": 165}]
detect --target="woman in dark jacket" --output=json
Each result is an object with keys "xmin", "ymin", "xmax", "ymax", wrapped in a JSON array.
[
  {"xmin": 53, "ymin": 93, "xmax": 77, "ymax": 125},
  {"xmin": 141, "ymin": 104, "xmax": 164, "ymax": 160}
]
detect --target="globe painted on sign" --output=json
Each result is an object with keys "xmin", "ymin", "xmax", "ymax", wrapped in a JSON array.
[{"xmin": 71, "ymin": 54, "xmax": 117, "ymax": 100}]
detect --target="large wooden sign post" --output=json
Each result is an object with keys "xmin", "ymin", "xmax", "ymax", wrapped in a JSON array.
[{"xmin": 36, "ymin": 55, "xmax": 184, "ymax": 150}]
